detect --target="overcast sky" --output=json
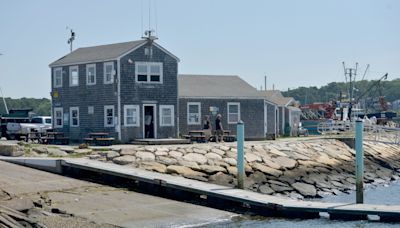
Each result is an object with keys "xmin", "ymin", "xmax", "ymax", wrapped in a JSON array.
[{"xmin": 0, "ymin": 0, "xmax": 399, "ymax": 98}]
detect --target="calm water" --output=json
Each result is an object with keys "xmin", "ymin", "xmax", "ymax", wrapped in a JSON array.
[{"xmin": 201, "ymin": 181, "xmax": 400, "ymax": 228}]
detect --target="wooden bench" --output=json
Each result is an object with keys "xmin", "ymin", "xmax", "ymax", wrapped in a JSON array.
[
  {"xmin": 223, "ymin": 135, "xmax": 236, "ymax": 142},
  {"xmin": 83, "ymin": 137, "xmax": 95, "ymax": 145},
  {"xmin": 94, "ymin": 137, "xmax": 115, "ymax": 146}
]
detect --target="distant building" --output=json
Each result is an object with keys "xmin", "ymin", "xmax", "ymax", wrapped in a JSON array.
[
  {"xmin": 178, "ymin": 75, "xmax": 278, "ymax": 139},
  {"xmin": 259, "ymin": 90, "xmax": 300, "ymax": 136}
]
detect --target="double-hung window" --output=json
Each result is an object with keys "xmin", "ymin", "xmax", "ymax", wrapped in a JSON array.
[
  {"xmin": 69, "ymin": 66, "xmax": 79, "ymax": 86},
  {"xmin": 104, "ymin": 105, "xmax": 114, "ymax": 127},
  {"xmin": 70, "ymin": 107, "xmax": 79, "ymax": 127},
  {"xmin": 187, "ymin": 102, "xmax": 201, "ymax": 125},
  {"xmin": 228, "ymin": 102, "xmax": 240, "ymax": 124},
  {"xmin": 160, "ymin": 105, "xmax": 174, "ymax": 126},
  {"xmin": 135, "ymin": 62, "xmax": 163, "ymax": 83},
  {"xmin": 53, "ymin": 68, "xmax": 62, "ymax": 88},
  {"xmin": 86, "ymin": 64, "xmax": 96, "ymax": 85},
  {"xmin": 104, "ymin": 62, "xmax": 114, "ymax": 84},
  {"xmin": 54, "ymin": 107, "xmax": 63, "ymax": 128},
  {"xmin": 124, "ymin": 105, "xmax": 139, "ymax": 127}
]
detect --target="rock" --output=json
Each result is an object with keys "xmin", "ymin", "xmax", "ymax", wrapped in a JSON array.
[
  {"xmin": 155, "ymin": 151, "xmax": 168, "ymax": 156},
  {"xmin": 268, "ymin": 147, "xmax": 288, "ymax": 157},
  {"xmin": 136, "ymin": 151, "xmax": 156, "ymax": 161},
  {"xmin": 140, "ymin": 161, "xmax": 167, "ymax": 173},
  {"xmin": 178, "ymin": 160, "xmax": 200, "ymax": 170},
  {"xmin": 249, "ymin": 171, "xmax": 267, "ymax": 183},
  {"xmin": 291, "ymin": 182, "xmax": 317, "ymax": 197},
  {"xmin": 120, "ymin": 148, "xmax": 136, "ymax": 156},
  {"xmin": 156, "ymin": 147, "xmax": 169, "ymax": 153},
  {"xmin": 289, "ymin": 192, "xmax": 304, "ymax": 200},
  {"xmin": 259, "ymin": 184, "xmax": 274, "ymax": 194},
  {"xmin": 211, "ymin": 148, "xmax": 225, "ymax": 155},
  {"xmin": 32, "ymin": 146, "xmax": 48, "ymax": 154},
  {"xmin": 227, "ymin": 166, "xmax": 237, "ymax": 176},
  {"xmin": 262, "ymin": 158, "xmax": 282, "ymax": 170},
  {"xmin": 145, "ymin": 147, "xmax": 156, "ymax": 152},
  {"xmin": 0, "ymin": 198, "xmax": 34, "ymax": 211},
  {"xmin": 106, "ymin": 151, "xmax": 120, "ymax": 160},
  {"xmin": 205, "ymin": 152, "xmax": 222, "ymax": 160},
  {"xmin": 245, "ymin": 153, "xmax": 262, "ymax": 163},
  {"xmin": 88, "ymin": 154, "xmax": 101, "ymax": 160},
  {"xmin": 223, "ymin": 157, "xmax": 237, "ymax": 166},
  {"xmin": 113, "ymin": 155, "xmax": 136, "ymax": 165},
  {"xmin": 270, "ymin": 184, "xmax": 293, "ymax": 192},
  {"xmin": 268, "ymin": 180, "xmax": 289, "ymax": 187},
  {"xmin": 60, "ymin": 147, "xmax": 75, "ymax": 153},
  {"xmin": 193, "ymin": 148, "xmax": 207, "ymax": 154},
  {"xmin": 252, "ymin": 163, "xmax": 283, "ymax": 177},
  {"xmin": 169, "ymin": 151, "xmax": 183, "ymax": 159},
  {"xmin": 157, "ymin": 156, "xmax": 178, "ymax": 165},
  {"xmin": 48, "ymin": 148, "xmax": 68, "ymax": 157},
  {"xmin": 166, "ymin": 165, "xmax": 207, "ymax": 180},
  {"xmin": 74, "ymin": 149, "xmax": 92, "ymax": 154},
  {"xmin": 209, "ymin": 172, "xmax": 234, "ymax": 186},
  {"xmin": 219, "ymin": 145, "xmax": 230, "ymax": 151},
  {"xmin": 183, "ymin": 153, "xmax": 208, "ymax": 165},
  {"xmin": 225, "ymin": 151, "xmax": 236, "ymax": 158},
  {"xmin": 199, "ymin": 165, "xmax": 226, "ymax": 174},
  {"xmin": 272, "ymin": 156, "xmax": 297, "ymax": 169}
]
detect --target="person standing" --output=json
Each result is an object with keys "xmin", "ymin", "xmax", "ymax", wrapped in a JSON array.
[
  {"xmin": 203, "ymin": 115, "xmax": 212, "ymax": 142},
  {"xmin": 215, "ymin": 114, "xmax": 224, "ymax": 143}
]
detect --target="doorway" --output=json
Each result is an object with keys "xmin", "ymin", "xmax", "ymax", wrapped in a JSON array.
[{"xmin": 143, "ymin": 104, "xmax": 156, "ymax": 139}]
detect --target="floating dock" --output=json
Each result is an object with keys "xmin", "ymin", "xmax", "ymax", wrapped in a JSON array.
[{"xmin": 1, "ymin": 156, "xmax": 400, "ymax": 222}]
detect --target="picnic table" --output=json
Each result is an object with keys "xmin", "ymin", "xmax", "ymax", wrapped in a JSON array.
[
  {"xmin": 42, "ymin": 132, "xmax": 69, "ymax": 145},
  {"xmin": 84, "ymin": 132, "xmax": 115, "ymax": 146},
  {"xmin": 212, "ymin": 130, "xmax": 236, "ymax": 142},
  {"xmin": 187, "ymin": 130, "xmax": 209, "ymax": 143}
]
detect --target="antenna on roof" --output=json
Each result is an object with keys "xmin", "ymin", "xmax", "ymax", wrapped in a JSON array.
[
  {"xmin": 66, "ymin": 26, "xmax": 75, "ymax": 52},
  {"xmin": 141, "ymin": 0, "xmax": 158, "ymax": 42}
]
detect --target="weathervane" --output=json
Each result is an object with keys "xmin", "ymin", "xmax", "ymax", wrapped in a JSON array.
[{"xmin": 66, "ymin": 27, "xmax": 75, "ymax": 52}]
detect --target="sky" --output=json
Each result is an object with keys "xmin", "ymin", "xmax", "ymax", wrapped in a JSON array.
[{"xmin": 0, "ymin": 0, "xmax": 399, "ymax": 98}]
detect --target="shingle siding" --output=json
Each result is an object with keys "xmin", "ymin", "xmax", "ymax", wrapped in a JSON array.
[
  {"xmin": 179, "ymin": 98, "xmax": 265, "ymax": 139},
  {"xmin": 51, "ymin": 42, "xmax": 178, "ymax": 143}
]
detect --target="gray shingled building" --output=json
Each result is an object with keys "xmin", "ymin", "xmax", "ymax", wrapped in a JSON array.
[
  {"xmin": 49, "ymin": 38, "xmax": 280, "ymax": 142},
  {"xmin": 178, "ymin": 75, "xmax": 278, "ymax": 139},
  {"xmin": 49, "ymin": 38, "xmax": 179, "ymax": 142}
]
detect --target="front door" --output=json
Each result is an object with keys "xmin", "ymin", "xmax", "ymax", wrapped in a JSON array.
[{"xmin": 143, "ymin": 104, "xmax": 156, "ymax": 138}]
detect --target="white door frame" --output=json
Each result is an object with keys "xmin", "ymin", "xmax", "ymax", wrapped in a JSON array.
[
  {"xmin": 142, "ymin": 104, "xmax": 157, "ymax": 139},
  {"xmin": 264, "ymin": 102, "xmax": 268, "ymax": 136}
]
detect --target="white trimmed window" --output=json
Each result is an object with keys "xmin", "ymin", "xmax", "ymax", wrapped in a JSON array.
[
  {"xmin": 104, "ymin": 62, "xmax": 114, "ymax": 84},
  {"xmin": 70, "ymin": 107, "xmax": 79, "ymax": 127},
  {"xmin": 54, "ymin": 107, "xmax": 63, "ymax": 128},
  {"xmin": 228, "ymin": 102, "xmax": 240, "ymax": 124},
  {"xmin": 187, "ymin": 102, "xmax": 201, "ymax": 125},
  {"xmin": 124, "ymin": 105, "xmax": 139, "ymax": 127},
  {"xmin": 104, "ymin": 105, "xmax": 114, "ymax": 127},
  {"xmin": 69, "ymin": 66, "xmax": 79, "ymax": 86},
  {"xmin": 160, "ymin": 105, "xmax": 174, "ymax": 126},
  {"xmin": 135, "ymin": 62, "xmax": 163, "ymax": 83},
  {"xmin": 88, "ymin": 106, "xmax": 94, "ymax": 115},
  {"xmin": 53, "ymin": 68, "xmax": 62, "ymax": 88},
  {"xmin": 86, "ymin": 64, "xmax": 96, "ymax": 85}
]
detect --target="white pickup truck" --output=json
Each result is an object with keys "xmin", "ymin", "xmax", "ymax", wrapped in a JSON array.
[{"xmin": 6, "ymin": 116, "xmax": 52, "ymax": 140}]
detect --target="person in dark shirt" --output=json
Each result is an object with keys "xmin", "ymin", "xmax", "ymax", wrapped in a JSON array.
[
  {"xmin": 203, "ymin": 115, "xmax": 212, "ymax": 142},
  {"xmin": 215, "ymin": 114, "xmax": 224, "ymax": 143}
]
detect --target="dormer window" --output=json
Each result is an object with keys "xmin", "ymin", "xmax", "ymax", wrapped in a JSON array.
[{"xmin": 135, "ymin": 62, "xmax": 163, "ymax": 83}]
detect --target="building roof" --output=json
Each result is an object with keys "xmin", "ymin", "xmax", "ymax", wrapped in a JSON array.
[
  {"xmin": 178, "ymin": 74, "xmax": 264, "ymax": 99},
  {"xmin": 50, "ymin": 40, "xmax": 147, "ymax": 67},
  {"xmin": 259, "ymin": 90, "xmax": 294, "ymax": 106}
]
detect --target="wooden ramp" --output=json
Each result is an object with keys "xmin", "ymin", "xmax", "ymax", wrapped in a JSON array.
[{"xmin": 1, "ymin": 156, "xmax": 400, "ymax": 222}]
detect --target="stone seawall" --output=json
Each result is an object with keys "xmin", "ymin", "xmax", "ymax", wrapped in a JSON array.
[{"xmin": 11, "ymin": 139, "xmax": 400, "ymax": 200}]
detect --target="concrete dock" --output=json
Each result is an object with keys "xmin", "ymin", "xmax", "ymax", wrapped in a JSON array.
[
  {"xmin": 0, "ymin": 160, "xmax": 234, "ymax": 227},
  {"xmin": 2, "ymin": 156, "xmax": 400, "ymax": 222}
]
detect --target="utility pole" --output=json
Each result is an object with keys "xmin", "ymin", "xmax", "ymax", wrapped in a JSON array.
[
  {"xmin": 264, "ymin": 75, "xmax": 267, "ymax": 91},
  {"xmin": 343, "ymin": 62, "xmax": 358, "ymax": 121}
]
